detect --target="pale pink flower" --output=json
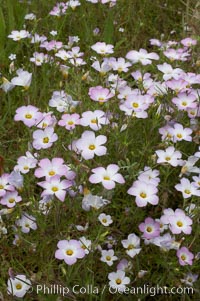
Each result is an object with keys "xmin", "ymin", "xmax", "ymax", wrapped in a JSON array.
[
  {"xmin": 100, "ymin": 249, "xmax": 118, "ymax": 266},
  {"xmin": 89, "ymin": 164, "xmax": 125, "ymax": 190},
  {"xmin": 91, "ymin": 42, "xmax": 114, "ymax": 55},
  {"xmin": 58, "ymin": 113, "xmax": 80, "ymax": 130},
  {"xmin": 80, "ymin": 110, "xmax": 109, "ymax": 131},
  {"xmin": 155, "ymin": 146, "xmax": 183, "ymax": 167},
  {"xmin": 175, "ymin": 178, "xmax": 200, "ymax": 198},
  {"xmin": 75, "ymin": 131, "xmax": 107, "ymax": 160},
  {"xmin": 139, "ymin": 217, "xmax": 160, "ymax": 239},
  {"xmin": 32, "ymin": 127, "xmax": 58, "ymax": 150},
  {"xmin": 37, "ymin": 175, "xmax": 72, "ymax": 202},
  {"xmin": 168, "ymin": 209, "xmax": 192, "ymax": 234},
  {"xmin": 55, "ymin": 239, "xmax": 85, "ymax": 265},
  {"xmin": 0, "ymin": 191, "xmax": 22, "ymax": 208},
  {"xmin": 14, "ymin": 105, "xmax": 42, "ymax": 127},
  {"xmin": 88, "ymin": 86, "xmax": 114, "ymax": 103},
  {"xmin": 172, "ymin": 92, "xmax": 197, "ymax": 110},
  {"xmin": 126, "ymin": 48, "xmax": 159, "ymax": 65},
  {"xmin": 177, "ymin": 247, "xmax": 194, "ymax": 266},
  {"xmin": 8, "ymin": 30, "xmax": 29, "ymax": 41}
]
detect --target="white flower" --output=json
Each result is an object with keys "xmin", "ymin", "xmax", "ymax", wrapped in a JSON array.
[
  {"xmin": 79, "ymin": 236, "xmax": 92, "ymax": 254},
  {"xmin": 24, "ymin": 13, "xmax": 36, "ymax": 20},
  {"xmin": 11, "ymin": 69, "xmax": 32, "ymax": 89},
  {"xmin": 7, "ymin": 274, "xmax": 31, "ymax": 298},
  {"xmin": 98, "ymin": 213, "xmax": 113, "ymax": 226},
  {"xmin": 121, "ymin": 233, "xmax": 141, "ymax": 258},
  {"xmin": 108, "ymin": 270, "xmax": 130, "ymax": 292},
  {"xmin": 100, "ymin": 249, "xmax": 118, "ymax": 266}
]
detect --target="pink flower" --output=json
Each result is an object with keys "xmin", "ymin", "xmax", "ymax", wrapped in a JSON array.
[
  {"xmin": 0, "ymin": 174, "xmax": 14, "ymax": 197},
  {"xmin": 37, "ymin": 175, "xmax": 72, "ymax": 202},
  {"xmin": 155, "ymin": 146, "xmax": 183, "ymax": 167},
  {"xmin": 177, "ymin": 247, "xmax": 194, "ymax": 266},
  {"xmin": 80, "ymin": 110, "xmax": 109, "ymax": 131},
  {"xmin": 157, "ymin": 63, "xmax": 183, "ymax": 81},
  {"xmin": 126, "ymin": 48, "xmax": 159, "ymax": 65},
  {"xmin": 35, "ymin": 158, "xmax": 75, "ymax": 180},
  {"xmin": 168, "ymin": 123, "xmax": 192, "ymax": 142},
  {"xmin": 89, "ymin": 164, "xmax": 125, "ymax": 190},
  {"xmin": 127, "ymin": 180, "xmax": 158, "ymax": 207},
  {"xmin": 172, "ymin": 92, "xmax": 197, "ymax": 111},
  {"xmin": 58, "ymin": 113, "xmax": 80, "ymax": 130},
  {"xmin": 32, "ymin": 127, "xmax": 58, "ymax": 150},
  {"xmin": 175, "ymin": 178, "xmax": 200, "ymax": 198},
  {"xmin": 139, "ymin": 217, "xmax": 160, "ymax": 239},
  {"xmin": 14, "ymin": 105, "xmax": 42, "ymax": 127},
  {"xmin": 0, "ymin": 191, "xmax": 22, "ymax": 208},
  {"xmin": 16, "ymin": 213, "xmax": 37, "ymax": 233},
  {"xmin": 91, "ymin": 42, "xmax": 114, "ymax": 55},
  {"xmin": 75, "ymin": 131, "xmax": 107, "ymax": 160},
  {"xmin": 55, "ymin": 239, "xmax": 85, "ymax": 265},
  {"xmin": 168, "ymin": 209, "xmax": 192, "ymax": 234},
  {"xmin": 88, "ymin": 86, "xmax": 114, "ymax": 103},
  {"xmin": 14, "ymin": 152, "xmax": 38, "ymax": 174}
]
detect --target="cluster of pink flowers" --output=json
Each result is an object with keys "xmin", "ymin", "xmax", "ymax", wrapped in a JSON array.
[{"xmin": 1, "ymin": 2, "xmax": 200, "ymax": 297}]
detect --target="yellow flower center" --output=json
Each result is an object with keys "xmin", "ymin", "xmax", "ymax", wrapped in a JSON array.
[
  {"xmin": 184, "ymin": 189, "xmax": 191, "ymax": 194},
  {"xmin": 68, "ymin": 121, "xmax": 74, "ymax": 125},
  {"xmin": 132, "ymin": 102, "xmax": 139, "ymax": 108},
  {"xmin": 181, "ymin": 101, "xmax": 187, "ymax": 106},
  {"xmin": 25, "ymin": 223, "xmax": 30, "ymax": 228},
  {"xmin": 146, "ymin": 226, "xmax": 152, "ymax": 232},
  {"xmin": 8, "ymin": 198, "xmax": 15, "ymax": 203},
  {"xmin": 23, "ymin": 166, "xmax": 29, "ymax": 170},
  {"xmin": 140, "ymin": 192, "xmax": 147, "ymax": 198},
  {"xmin": 177, "ymin": 221, "xmax": 183, "ymax": 227},
  {"xmin": 0, "ymin": 185, "xmax": 4, "ymax": 189},
  {"xmin": 25, "ymin": 114, "xmax": 32, "ymax": 119},
  {"xmin": 106, "ymin": 256, "xmax": 111, "ymax": 261},
  {"xmin": 15, "ymin": 283, "xmax": 22, "ymax": 290},
  {"xmin": 115, "ymin": 279, "xmax": 122, "ymax": 285},
  {"xmin": 102, "ymin": 218, "xmax": 107, "ymax": 223},
  {"xmin": 43, "ymin": 137, "xmax": 49, "ymax": 143},
  {"xmin": 89, "ymin": 144, "xmax": 96, "ymax": 150},
  {"xmin": 181, "ymin": 254, "xmax": 186, "ymax": 261},
  {"xmin": 103, "ymin": 176, "xmax": 110, "ymax": 181},
  {"xmin": 165, "ymin": 156, "xmax": 171, "ymax": 161},
  {"xmin": 91, "ymin": 119, "xmax": 97, "ymax": 124},
  {"xmin": 177, "ymin": 133, "xmax": 182, "ymax": 138},
  {"xmin": 49, "ymin": 170, "xmax": 55, "ymax": 176},
  {"xmin": 66, "ymin": 249, "xmax": 73, "ymax": 256},
  {"xmin": 127, "ymin": 244, "xmax": 135, "ymax": 250},
  {"xmin": 52, "ymin": 186, "xmax": 58, "ymax": 192}
]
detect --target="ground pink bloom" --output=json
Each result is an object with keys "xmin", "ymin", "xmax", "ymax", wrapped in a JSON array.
[
  {"xmin": 91, "ymin": 59, "xmax": 112, "ymax": 74},
  {"xmin": 75, "ymin": 130, "xmax": 107, "ymax": 160},
  {"xmin": 8, "ymin": 30, "xmax": 29, "ymax": 41},
  {"xmin": 0, "ymin": 191, "xmax": 22, "ymax": 208},
  {"xmin": 98, "ymin": 213, "xmax": 113, "ymax": 226},
  {"xmin": 40, "ymin": 40, "xmax": 63, "ymax": 52},
  {"xmin": 168, "ymin": 123, "xmax": 192, "ymax": 142},
  {"xmin": 88, "ymin": 86, "xmax": 114, "ymax": 103},
  {"xmin": 138, "ymin": 167, "xmax": 160, "ymax": 186},
  {"xmin": 127, "ymin": 180, "xmax": 158, "ymax": 207},
  {"xmin": 49, "ymin": 2, "xmax": 68, "ymax": 16},
  {"xmin": 166, "ymin": 79, "xmax": 189, "ymax": 93},
  {"xmin": 58, "ymin": 113, "xmax": 80, "ymax": 130},
  {"xmin": 163, "ymin": 48, "xmax": 190, "ymax": 61},
  {"xmin": 35, "ymin": 112, "xmax": 57, "ymax": 129},
  {"xmin": 32, "ymin": 127, "xmax": 58, "ymax": 150},
  {"xmin": 177, "ymin": 247, "xmax": 194, "ymax": 266},
  {"xmin": 14, "ymin": 152, "xmax": 38, "ymax": 174},
  {"xmin": 172, "ymin": 92, "xmax": 197, "ymax": 110},
  {"xmin": 117, "ymin": 259, "xmax": 131, "ymax": 272},
  {"xmin": 38, "ymin": 175, "xmax": 72, "ymax": 202},
  {"xmin": 175, "ymin": 178, "xmax": 200, "ymax": 198},
  {"xmin": 91, "ymin": 42, "xmax": 114, "ymax": 55},
  {"xmin": 100, "ymin": 249, "xmax": 118, "ymax": 266},
  {"xmin": 126, "ymin": 48, "xmax": 159, "ymax": 65},
  {"xmin": 16, "ymin": 213, "xmax": 37, "ymax": 233},
  {"xmin": 55, "ymin": 239, "xmax": 85, "ymax": 265},
  {"xmin": 11, "ymin": 69, "xmax": 32, "ymax": 89},
  {"xmin": 121, "ymin": 233, "xmax": 141, "ymax": 258},
  {"xmin": 157, "ymin": 63, "xmax": 183, "ymax": 80},
  {"xmin": 89, "ymin": 164, "xmax": 125, "ymax": 190},
  {"xmin": 0, "ymin": 174, "xmax": 14, "ymax": 197},
  {"xmin": 30, "ymin": 52, "xmax": 49, "ymax": 66},
  {"xmin": 35, "ymin": 158, "xmax": 75, "ymax": 180},
  {"xmin": 7, "ymin": 274, "xmax": 31, "ymax": 298},
  {"xmin": 30, "ymin": 33, "xmax": 47, "ymax": 44},
  {"xmin": 181, "ymin": 38, "xmax": 197, "ymax": 47},
  {"xmin": 109, "ymin": 57, "xmax": 131, "ymax": 73},
  {"xmin": 14, "ymin": 105, "xmax": 42, "ymax": 127},
  {"xmin": 168, "ymin": 209, "xmax": 192, "ymax": 234},
  {"xmin": 108, "ymin": 270, "xmax": 130, "ymax": 293},
  {"xmin": 155, "ymin": 146, "xmax": 183, "ymax": 167},
  {"xmin": 139, "ymin": 217, "xmax": 160, "ymax": 239},
  {"xmin": 80, "ymin": 110, "xmax": 109, "ymax": 131},
  {"xmin": 149, "ymin": 38, "xmax": 162, "ymax": 47},
  {"xmin": 160, "ymin": 208, "xmax": 175, "ymax": 225}
]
